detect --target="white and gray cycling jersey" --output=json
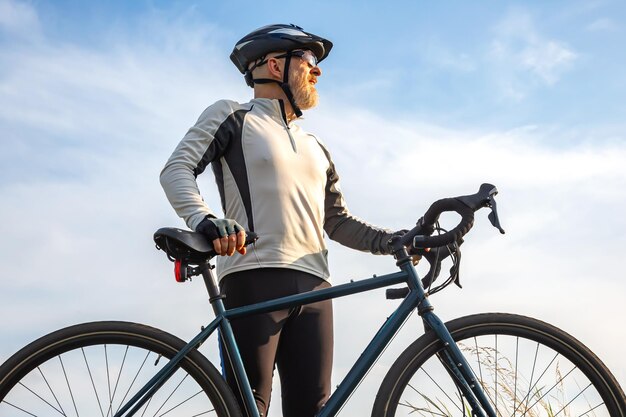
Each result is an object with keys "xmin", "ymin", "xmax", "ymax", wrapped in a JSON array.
[{"xmin": 160, "ymin": 98, "xmax": 392, "ymax": 281}]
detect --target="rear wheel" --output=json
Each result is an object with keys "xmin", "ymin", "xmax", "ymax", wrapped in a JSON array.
[
  {"xmin": 373, "ymin": 313, "xmax": 626, "ymax": 417},
  {"xmin": 0, "ymin": 321, "xmax": 242, "ymax": 416}
]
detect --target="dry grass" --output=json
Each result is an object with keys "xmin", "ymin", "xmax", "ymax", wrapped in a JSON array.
[{"xmin": 399, "ymin": 343, "xmax": 590, "ymax": 417}]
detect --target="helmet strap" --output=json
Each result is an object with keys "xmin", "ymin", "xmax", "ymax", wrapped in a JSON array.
[
  {"xmin": 279, "ymin": 51, "xmax": 303, "ymax": 118},
  {"xmin": 248, "ymin": 51, "xmax": 303, "ymax": 119}
]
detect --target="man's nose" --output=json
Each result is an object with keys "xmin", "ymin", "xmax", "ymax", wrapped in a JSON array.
[{"xmin": 311, "ymin": 66, "xmax": 322, "ymax": 77}]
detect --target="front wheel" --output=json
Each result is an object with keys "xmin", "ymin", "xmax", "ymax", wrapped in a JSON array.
[
  {"xmin": 0, "ymin": 321, "xmax": 242, "ymax": 416},
  {"xmin": 373, "ymin": 313, "xmax": 626, "ymax": 417}
]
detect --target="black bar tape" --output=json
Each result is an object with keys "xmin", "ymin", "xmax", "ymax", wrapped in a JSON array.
[{"xmin": 413, "ymin": 198, "xmax": 474, "ymax": 248}]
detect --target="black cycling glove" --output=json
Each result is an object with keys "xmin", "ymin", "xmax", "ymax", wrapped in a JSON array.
[
  {"xmin": 196, "ymin": 217, "xmax": 244, "ymax": 241},
  {"xmin": 383, "ymin": 229, "xmax": 409, "ymax": 255}
]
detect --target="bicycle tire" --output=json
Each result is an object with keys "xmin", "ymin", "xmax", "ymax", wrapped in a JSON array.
[
  {"xmin": 372, "ymin": 313, "xmax": 626, "ymax": 417},
  {"xmin": 0, "ymin": 321, "xmax": 242, "ymax": 417}
]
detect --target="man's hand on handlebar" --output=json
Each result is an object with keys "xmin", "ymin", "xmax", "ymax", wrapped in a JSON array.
[
  {"xmin": 389, "ymin": 229, "xmax": 429, "ymax": 265},
  {"xmin": 196, "ymin": 217, "xmax": 247, "ymax": 256},
  {"xmin": 408, "ymin": 247, "xmax": 430, "ymax": 266}
]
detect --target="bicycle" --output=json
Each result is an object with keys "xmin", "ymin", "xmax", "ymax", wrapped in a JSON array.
[{"xmin": 0, "ymin": 183, "xmax": 624, "ymax": 417}]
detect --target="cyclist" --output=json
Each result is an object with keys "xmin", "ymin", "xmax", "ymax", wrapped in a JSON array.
[{"xmin": 160, "ymin": 24, "xmax": 402, "ymax": 417}]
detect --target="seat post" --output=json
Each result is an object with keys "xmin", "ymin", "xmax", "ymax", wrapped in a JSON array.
[
  {"xmin": 198, "ymin": 263, "xmax": 260, "ymax": 417},
  {"xmin": 199, "ymin": 261, "xmax": 227, "ymax": 314}
]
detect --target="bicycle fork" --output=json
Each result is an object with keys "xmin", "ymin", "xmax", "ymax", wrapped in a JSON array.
[
  {"xmin": 395, "ymin": 252, "xmax": 497, "ymax": 417},
  {"xmin": 420, "ymin": 308, "xmax": 498, "ymax": 417}
]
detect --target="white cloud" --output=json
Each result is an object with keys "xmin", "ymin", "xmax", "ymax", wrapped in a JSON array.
[
  {"xmin": 0, "ymin": 0, "xmax": 41, "ymax": 39},
  {"xmin": 586, "ymin": 17, "xmax": 620, "ymax": 32},
  {"xmin": 518, "ymin": 40, "xmax": 577, "ymax": 84},
  {"xmin": 0, "ymin": 5, "xmax": 624, "ymax": 416},
  {"xmin": 0, "ymin": 0, "xmax": 246, "ymax": 373},
  {"xmin": 417, "ymin": 37, "xmax": 477, "ymax": 73},
  {"xmin": 488, "ymin": 9, "xmax": 577, "ymax": 100},
  {"xmin": 307, "ymin": 104, "xmax": 626, "ymax": 413}
]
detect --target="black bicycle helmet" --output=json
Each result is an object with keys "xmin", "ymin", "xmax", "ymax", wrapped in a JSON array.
[
  {"xmin": 230, "ymin": 24, "xmax": 332, "ymax": 74},
  {"xmin": 230, "ymin": 24, "xmax": 333, "ymax": 118}
]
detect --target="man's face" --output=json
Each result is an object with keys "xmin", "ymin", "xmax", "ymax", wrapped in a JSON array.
[{"xmin": 288, "ymin": 50, "xmax": 322, "ymax": 110}]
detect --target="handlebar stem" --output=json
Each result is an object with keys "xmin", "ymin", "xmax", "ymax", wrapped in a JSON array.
[
  {"xmin": 394, "ymin": 249, "xmax": 413, "ymax": 267},
  {"xmin": 389, "ymin": 235, "xmax": 412, "ymax": 264}
]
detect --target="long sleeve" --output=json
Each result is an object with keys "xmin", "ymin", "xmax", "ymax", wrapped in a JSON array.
[
  {"xmin": 320, "ymin": 146, "xmax": 393, "ymax": 255},
  {"xmin": 160, "ymin": 100, "xmax": 237, "ymax": 230}
]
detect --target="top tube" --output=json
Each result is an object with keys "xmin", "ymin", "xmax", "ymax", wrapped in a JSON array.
[{"xmin": 223, "ymin": 270, "xmax": 409, "ymax": 320}]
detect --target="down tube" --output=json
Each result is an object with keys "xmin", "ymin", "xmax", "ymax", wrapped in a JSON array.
[
  {"xmin": 114, "ymin": 316, "xmax": 223, "ymax": 417},
  {"xmin": 318, "ymin": 290, "xmax": 420, "ymax": 417}
]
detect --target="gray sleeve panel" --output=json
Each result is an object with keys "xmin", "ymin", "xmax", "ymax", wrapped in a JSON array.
[
  {"xmin": 159, "ymin": 100, "xmax": 241, "ymax": 231},
  {"xmin": 314, "ymin": 137, "xmax": 393, "ymax": 255}
]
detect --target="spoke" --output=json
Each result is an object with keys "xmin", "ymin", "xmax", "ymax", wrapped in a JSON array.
[
  {"xmin": 416, "ymin": 365, "xmax": 464, "ymax": 413},
  {"xmin": 115, "ymin": 350, "xmax": 151, "ymax": 415},
  {"xmin": 150, "ymin": 373, "xmax": 190, "ymax": 417},
  {"xmin": 17, "ymin": 382, "xmax": 65, "ymax": 415},
  {"xmin": 190, "ymin": 410, "xmax": 216, "ymax": 417},
  {"xmin": 410, "ymin": 381, "xmax": 457, "ymax": 416},
  {"xmin": 3, "ymin": 400, "xmax": 38, "ymax": 416},
  {"xmin": 81, "ymin": 347, "xmax": 106, "ymax": 417},
  {"xmin": 575, "ymin": 402, "xmax": 605, "ymax": 417},
  {"xmin": 513, "ymin": 337, "xmax": 519, "ymax": 417},
  {"xmin": 107, "ymin": 346, "xmax": 129, "ymax": 417},
  {"xmin": 495, "ymin": 334, "xmax": 498, "ymax": 417},
  {"xmin": 475, "ymin": 337, "xmax": 484, "ymax": 384},
  {"xmin": 572, "ymin": 375, "xmax": 598, "ymax": 417},
  {"xmin": 518, "ymin": 351, "xmax": 560, "ymax": 417},
  {"xmin": 140, "ymin": 393, "xmax": 154, "ymax": 417},
  {"xmin": 399, "ymin": 400, "xmax": 449, "ymax": 416},
  {"xmin": 444, "ymin": 347, "xmax": 496, "ymax": 417},
  {"xmin": 525, "ymin": 366, "xmax": 577, "ymax": 412},
  {"xmin": 461, "ymin": 341, "xmax": 496, "ymax": 411},
  {"xmin": 38, "ymin": 366, "xmax": 68, "ymax": 416},
  {"xmin": 105, "ymin": 345, "xmax": 112, "ymax": 417},
  {"xmin": 386, "ymin": 329, "xmax": 614, "ymax": 417},
  {"xmin": 157, "ymin": 389, "xmax": 202, "ymax": 416},
  {"xmin": 552, "ymin": 382, "xmax": 593, "ymax": 417},
  {"xmin": 59, "ymin": 355, "xmax": 79, "ymax": 417},
  {"xmin": 514, "ymin": 342, "xmax": 539, "ymax": 417}
]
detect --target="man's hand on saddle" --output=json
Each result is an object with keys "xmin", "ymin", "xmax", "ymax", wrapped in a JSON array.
[{"xmin": 196, "ymin": 217, "xmax": 247, "ymax": 256}]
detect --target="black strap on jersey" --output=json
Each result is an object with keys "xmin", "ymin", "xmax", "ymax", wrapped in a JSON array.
[{"xmin": 244, "ymin": 51, "xmax": 303, "ymax": 118}]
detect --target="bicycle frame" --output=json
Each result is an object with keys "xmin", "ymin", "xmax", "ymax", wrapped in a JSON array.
[{"xmin": 114, "ymin": 253, "xmax": 498, "ymax": 417}]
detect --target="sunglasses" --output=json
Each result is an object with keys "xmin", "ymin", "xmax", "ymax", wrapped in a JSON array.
[{"xmin": 274, "ymin": 50, "xmax": 319, "ymax": 68}]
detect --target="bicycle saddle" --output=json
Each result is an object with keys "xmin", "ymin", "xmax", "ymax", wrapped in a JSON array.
[{"xmin": 154, "ymin": 227, "xmax": 215, "ymax": 264}]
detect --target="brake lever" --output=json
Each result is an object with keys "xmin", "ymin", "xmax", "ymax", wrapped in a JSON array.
[
  {"xmin": 414, "ymin": 240, "xmax": 462, "ymax": 289},
  {"xmin": 488, "ymin": 196, "xmax": 505, "ymax": 234},
  {"xmin": 457, "ymin": 183, "xmax": 505, "ymax": 234}
]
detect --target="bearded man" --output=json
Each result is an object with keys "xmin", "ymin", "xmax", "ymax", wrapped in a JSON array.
[{"xmin": 160, "ymin": 24, "xmax": 401, "ymax": 417}]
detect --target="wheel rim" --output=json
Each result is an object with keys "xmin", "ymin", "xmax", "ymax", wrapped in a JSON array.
[
  {"xmin": 391, "ymin": 326, "xmax": 616, "ymax": 417},
  {"xmin": 1, "ymin": 341, "xmax": 221, "ymax": 416}
]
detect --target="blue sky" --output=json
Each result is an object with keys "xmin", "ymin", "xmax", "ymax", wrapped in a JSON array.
[
  {"xmin": 1, "ymin": 1, "xmax": 625, "ymax": 416},
  {"xmin": 13, "ymin": 0, "xmax": 625, "ymax": 130}
]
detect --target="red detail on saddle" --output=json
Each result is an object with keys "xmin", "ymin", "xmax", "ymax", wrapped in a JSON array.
[{"xmin": 174, "ymin": 260, "xmax": 185, "ymax": 282}]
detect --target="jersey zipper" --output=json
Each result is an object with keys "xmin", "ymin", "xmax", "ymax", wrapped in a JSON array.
[{"xmin": 278, "ymin": 100, "xmax": 297, "ymax": 153}]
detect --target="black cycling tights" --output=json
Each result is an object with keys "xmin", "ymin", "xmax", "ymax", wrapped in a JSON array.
[{"xmin": 219, "ymin": 268, "xmax": 333, "ymax": 417}]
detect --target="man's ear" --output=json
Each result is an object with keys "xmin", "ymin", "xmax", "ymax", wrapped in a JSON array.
[{"xmin": 266, "ymin": 57, "xmax": 283, "ymax": 79}]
